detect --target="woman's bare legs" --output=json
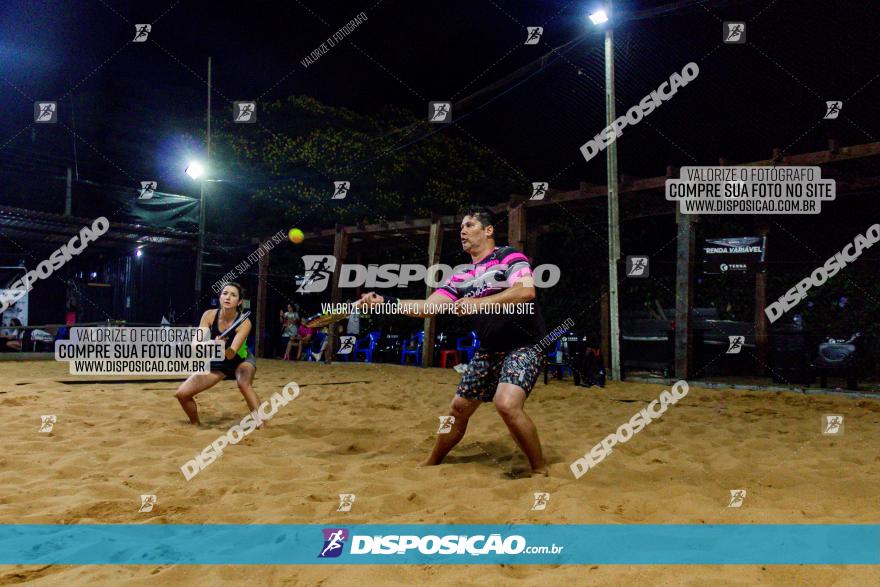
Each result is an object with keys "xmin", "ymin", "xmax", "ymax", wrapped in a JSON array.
[
  {"xmin": 296, "ymin": 336, "xmax": 311, "ymax": 360},
  {"xmin": 235, "ymin": 362, "xmax": 263, "ymax": 427},
  {"xmin": 282, "ymin": 337, "xmax": 296, "ymax": 360},
  {"xmin": 175, "ymin": 372, "xmax": 225, "ymax": 425}
]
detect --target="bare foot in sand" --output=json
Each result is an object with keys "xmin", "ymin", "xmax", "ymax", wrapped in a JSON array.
[{"xmin": 531, "ymin": 466, "xmax": 549, "ymax": 477}]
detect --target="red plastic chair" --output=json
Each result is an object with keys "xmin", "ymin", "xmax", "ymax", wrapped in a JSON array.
[{"xmin": 439, "ymin": 350, "xmax": 460, "ymax": 368}]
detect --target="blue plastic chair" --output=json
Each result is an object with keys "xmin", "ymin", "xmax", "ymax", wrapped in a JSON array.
[
  {"xmin": 546, "ymin": 333, "xmax": 575, "ymax": 378},
  {"xmin": 306, "ymin": 332, "xmax": 327, "ymax": 362},
  {"xmin": 401, "ymin": 331, "xmax": 424, "ymax": 366},
  {"xmin": 354, "ymin": 331, "xmax": 381, "ymax": 363},
  {"xmin": 456, "ymin": 330, "xmax": 479, "ymax": 363}
]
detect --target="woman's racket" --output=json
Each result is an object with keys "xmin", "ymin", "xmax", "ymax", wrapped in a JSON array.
[{"xmin": 218, "ymin": 310, "xmax": 252, "ymax": 338}]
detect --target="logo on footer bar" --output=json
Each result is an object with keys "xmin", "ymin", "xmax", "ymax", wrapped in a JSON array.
[{"xmin": 318, "ymin": 528, "xmax": 349, "ymax": 558}]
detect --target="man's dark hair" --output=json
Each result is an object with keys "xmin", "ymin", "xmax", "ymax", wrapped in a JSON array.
[{"xmin": 463, "ymin": 206, "xmax": 495, "ymax": 231}]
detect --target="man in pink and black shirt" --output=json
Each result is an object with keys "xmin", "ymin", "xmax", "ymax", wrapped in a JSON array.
[{"xmin": 358, "ymin": 207, "xmax": 548, "ymax": 476}]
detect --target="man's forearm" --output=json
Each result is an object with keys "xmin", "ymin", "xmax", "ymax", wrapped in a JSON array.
[
  {"xmin": 473, "ymin": 286, "xmax": 535, "ymax": 307},
  {"xmin": 395, "ymin": 299, "xmax": 450, "ymax": 318}
]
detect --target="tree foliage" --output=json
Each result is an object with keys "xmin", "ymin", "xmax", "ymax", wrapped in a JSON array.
[{"xmin": 210, "ymin": 96, "xmax": 526, "ymax": 236}]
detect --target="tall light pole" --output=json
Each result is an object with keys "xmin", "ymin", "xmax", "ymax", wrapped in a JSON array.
[
  {"xmin": 590, "ymin": 5, "xmax": 621, "ymax": 380},
  {"xmin": 193, "ymin": 57, "xmax": 211, "ymax": 320}
]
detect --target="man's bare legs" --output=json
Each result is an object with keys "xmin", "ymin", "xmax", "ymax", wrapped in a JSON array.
[
  {"xmin": 493, "ymin": 383, "xmax": 548, "ymax": 476},
  {"xmin": 419, "ymin": 395, "xmax": 482, "ymax": 466},
  {"xmin": 175, "ymin": 372, "xmax": 224, "ymax": 425}
]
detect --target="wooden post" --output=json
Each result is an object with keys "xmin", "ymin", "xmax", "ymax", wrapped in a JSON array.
[
  {"xmin": 508, "ymin": 198, "xmax": 526, "ymax": 251},
  {"xmin": 354, "ymin": 250, "xmax": 364, "ymax": 300},
  {"xmin": 674, "ymin": 209, "xmax": 696, "ymax": 378},
  {"xmin": 754, "ymin": 221, "xmax": 770, "ymax": 375},
  {"xmin": 328, "ymin": 224, "xmax": 349, "ymax": 357},
  {"xmin": 600, "ymin": 286, "xmax": 611, "ymax": 371},
  {"xmin": 255, "ymin": 238, "xmax": 269, "ymax": 358},
  {"xmin": 526, "ymin": 231, "xmax": 539, "ymax": 264},
  {"xmin": 422, "ymin": 214, "xmax": 443, "ymax": 368}
]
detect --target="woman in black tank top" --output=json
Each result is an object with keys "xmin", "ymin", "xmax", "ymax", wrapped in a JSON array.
[{"xmin": 174, "ymin": 282, "xmax": 262, "ymax": 426}]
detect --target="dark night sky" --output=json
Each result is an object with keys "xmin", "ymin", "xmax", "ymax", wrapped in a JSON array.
[{"xmin": 1, "ymin": 0, "xmax": 878, "ymax": 215}]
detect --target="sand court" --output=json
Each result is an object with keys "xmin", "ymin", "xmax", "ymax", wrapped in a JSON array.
[{"xmin": 0, "ymin": 358, "xmax": 878, "ymax": 584}]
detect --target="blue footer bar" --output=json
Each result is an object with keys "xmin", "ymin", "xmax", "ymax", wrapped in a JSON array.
[{"xmin": 1, "ymin": 524, "xmax": 878, "ymax": 565}]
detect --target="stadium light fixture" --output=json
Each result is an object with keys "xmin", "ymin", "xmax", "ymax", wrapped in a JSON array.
[
  {"xmin": 589, "ymin": 9, "xmax": 609, "ymax": 25},
  {"xmin": 185, "ymin": 161, "xmax": 205, "ymax": 179},
  {"xmin": 590, "ymin": 1, "xmax": 621, "ymax": 380}
]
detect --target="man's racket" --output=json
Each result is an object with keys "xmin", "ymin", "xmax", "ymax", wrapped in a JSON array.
[
  {"xmin": 304, "ymin": 310, "xmax": 350, "ymax": 328},
  {"xmin": 303, "ymin": 299, "xmax": 367, "ymax": 328},
  {"xmin": 218, "ymin": 310, "xmax": 252, "ymax": 339}
]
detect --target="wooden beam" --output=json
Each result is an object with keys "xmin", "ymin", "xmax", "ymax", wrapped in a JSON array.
[
  {"xmin": 300, "ymin": 141, "xmax": 880, "ymax": 244},
  {"xmin": 508, "ymin": 199, "xmax": 527, "ymax": 251},
  {"xmin": 306, "ymin": 215, "xmax": 461, "ymax": 240},
  {"xmin": 754, "ymin": 221, "xmax": 770, "ymax": 376},
  {"xmin": 255, "ymin": 239, "xmax": 269, "ymax": 358},
  {"xmin": 526, "ymin": 230, "xmax": 540, "ymax": 265},
  {"xmin": 674, "ymin": 209, "xmax": 696, "ymax": 378},
  {"xmin": 600, "ymin": 286, "xmax": 610, "ymax": 372},
  {"xmin": 354, "ymin": 250, "xmax": 364, "ymax": 301},
  {"xmin": 422, "ymin": 214, "xmax": 443, "ymax": 368},
  {"xmin": 748, "ymin": 141, "xmax": 880, "ymax": 167}
]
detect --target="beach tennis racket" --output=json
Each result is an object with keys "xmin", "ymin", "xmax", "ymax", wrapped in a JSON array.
[
  {"xmin": 303, "ymin": 299, "xmax": 367, "ymax": 328},
  {"xmin": 304, "ymin": 310, "xmax": 350, "ymax": 328},
  {"xmin": 218, "ymin": 310, "xmax": 252, "ymax": 339}
]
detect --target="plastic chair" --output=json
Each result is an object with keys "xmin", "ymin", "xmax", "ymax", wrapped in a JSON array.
[
  {"xmin": 306, "ymin": 332, "xmax": 327, "ymax": 362},
  {"xmin": 354, "ymin": 331, "xmax": 381, "ymax": 363},
  {"xmin": 401, "ymin": 331, "xmax": 424, "ymax": 366},
  {"xmin": 456, "ymin": 331, "xmax": 479, "ymax": 363},
  {"xmin": 439, "ymin": 350, "xmax": 460, "ymax": 368},
  {"xmin": 544, "ymin": 333, "xmax": 582, "ymax": 383},
  {"xmin": 545, "ymin": 338, "xmax": 572, "ymax": 379}
]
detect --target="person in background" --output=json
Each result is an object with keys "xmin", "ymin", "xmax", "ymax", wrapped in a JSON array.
[
  {"xmin": 279, "ymin": 303, "xmax": 299, "ymax": 358},
  {"xmin": 293, "ymin": 321, "xmax": 314, "ymax": 361},
  {"xmin": 281, "ymin": 318, "xmax": 302, "ymax": 361},
  {"xmin": 346, "ymin": 307, "xmax": 361, "ymax": 338},
  {"xmin": 0, "ymin": 318, "xmax": 23, "ymax": 352},
  {"xmin": 316, "ymin": 323, "xmax": 343, "ymax": 364}
]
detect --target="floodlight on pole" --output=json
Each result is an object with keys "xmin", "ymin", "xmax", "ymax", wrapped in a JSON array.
[
  {"xmin": 185, "ymin": 161, "xmax": 205, "ymax": 179},
  {"xmin": 589, "ymin": 9, "xmax": 608, "ymax": 25},
  {"xmin": 193, "ymin": 57, "xmax": 212, "ymax": 322},
  {"xmin": 591, "ymin": 0, "xmax": 622, "ymax": 381}
]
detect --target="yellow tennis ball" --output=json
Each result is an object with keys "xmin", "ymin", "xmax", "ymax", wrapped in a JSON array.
[{"xmin": 288, "ymin": 228, "xmax": 304, "ymax": 244}]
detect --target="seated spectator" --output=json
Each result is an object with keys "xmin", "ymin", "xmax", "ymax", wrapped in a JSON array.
[
  {"xmin": 286, "ymin": 322, "xmax": 314, "ymax": 361},
  {"xmin": 282, "ymin": 318, "xmax": 300, "ymax": 361},
  {"xmin": 0, "ymin": 318, "xmax": 23, "ymax": 352},
  {"xmin": 279, "ymin": 304, "xmax": 299, "ymax": 358},
  {"xmin": 316, "ymin": 323, "xmax": 343, "ymax": 364}
]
